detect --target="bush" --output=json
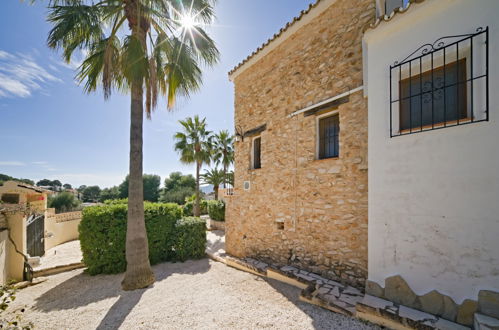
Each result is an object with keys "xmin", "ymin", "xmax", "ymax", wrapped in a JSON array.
[
  {"xmin": 79, "ymin": 202, "xmax": 188, "ymax": 275},
  {"xmin": 48, "ymin": 191, "xmax": 81, "ymax": 213},
  {"xmin": 182, "ymin": 199, "xmax": 208, "ymax": 216},
  {"xmin": 208, "ymin": 200, "xmax": 225, "ymax": 221},
  {"xmin": 174, "ymin": 217, "xmax": 207, "ymax": 261},
  {"xmin": 103, "ymin": 198, "xmax": 128, "ymax": 205}
]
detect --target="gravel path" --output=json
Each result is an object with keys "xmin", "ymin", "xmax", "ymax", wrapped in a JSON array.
[
  {"xmin": 33, "ymin": 240, "xmax": 83, "ymax": 271},
  {"xmin": 8, "ymin": 259, "xmax": 379, "ymax": 330}
]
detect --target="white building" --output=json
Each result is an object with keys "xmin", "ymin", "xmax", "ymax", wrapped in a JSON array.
[{"xmin": 363, "ymin": 0, "xmax": 499, "ymax": 325}]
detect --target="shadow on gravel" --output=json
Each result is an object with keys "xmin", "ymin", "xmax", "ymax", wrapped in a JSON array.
[{"xmin": 33, "ymin": 258, "xmax": 212, "ymax": 316}]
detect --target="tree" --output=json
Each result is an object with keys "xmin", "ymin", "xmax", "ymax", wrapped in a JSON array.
[
  {"xmin": 159, "ymin": 172, "xmax": 195, "ymax": 204},
  {"xmin": 48, "ymin": 191, "xmax": 80, "ymax": 213},
  {"xmin": 226, "ymin": 171, "xmax": 234, "ymax": 187},
  {"xmin": 100, "ymin": 186, "xmax": 120, "ymax": 202},
  {"xmin": 36, "ymin": 179, "xmax": 52, "ymax": 187},
  {"xmin": 201, "ymin": 168, "xmax": 224, "ymax": 200},
  {"xmin": 213, "ymin": 130, "xmax": 234, "ymax": 188},
  {"xmin": 174, "ymin": 116, "xmax": 212, "ymax": 216},
  {"xmin": 44, "ymin": 0, "xmax": 219, "ymax": 290},
  {"xmin": 119, "ymin": 174, "xmax": 161, "ymax": 202},
  {"xmin": 63, "ymin": 183, "xmax": 72, "ymax": 190},
  {"xmin": 82, "ymin": 185, "xmax": 101, "ymax": 203},
  {"xmin": 0, "ymin": 174, "xmax": 34, "ymax": 186}
]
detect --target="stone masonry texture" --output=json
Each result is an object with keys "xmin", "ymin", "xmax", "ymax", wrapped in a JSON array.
[{"xmin": 226, "ymin": 0, "xmax": 375, "ymax": 288}]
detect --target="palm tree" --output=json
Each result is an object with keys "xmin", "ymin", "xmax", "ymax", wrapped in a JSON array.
[
  {"xmin": 43, "ymin": 0, "xmax": 219, "ymax": 290},
  {"xmin": 213, "ymin": 130, "xmax": 234, "ymax": 188},
  {"xmin": 201, "ymin": 168, "xmax": 224, "ymax": 200},
  {"xmin": 174, "ymin": 115, "xmax": 212, "ymax": 216}
]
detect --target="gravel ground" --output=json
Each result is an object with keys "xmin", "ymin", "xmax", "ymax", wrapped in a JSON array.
[{"xmin": 8, "ymin": 259, "xmax": 380, "ymax": 330}]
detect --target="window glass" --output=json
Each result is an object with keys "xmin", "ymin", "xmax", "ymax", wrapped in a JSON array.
[
  {"xmin": 253, "ymin": 137, "xmax": 261, "ymax": 169},
  {"xmin": 319, "ymin": 115, "xmax": 339, "ymax": 159}
]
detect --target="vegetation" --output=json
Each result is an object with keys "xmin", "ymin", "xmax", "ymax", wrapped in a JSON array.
[
  {"xmin": 212, "ymin": 130, "xmax": 234, "ymax": 188},
  {"xmin": 44, "ymin": 0, "xmax": 218, "ymax": 290},
  {"xmin": 0, "ymin": 284, "xmax": 33, "ymax": 329},
  {"xmin": 207, "ymin": 199, "xmax": 225, "ymax": 221},
  {"xmin": 36, "ymin": 179, "xmax": 62, "ymax": 191},
  {"xmin": 0, "ymin": 174, "xmax": 34, "ymax": 186},
  {"xmin": 118, "ymin": 174, "xmax": 161, "ymax": 202},
  {"xmin": 183, "ymin": 199, "xmax": 208, "ymax": 216},
  {"xmin": 79, "ymin": 203, "xmax": 206, "ymax": 275},
  {"xmin": 48, "ymin": 191, "xmax": 81, "ymax": 213},
  {"xmin": 81, "ymin": 185, "xmax": 101, "ymax": 203},
  {"xmin": 100, "ymin": 186, "xmax": 120, "ymax": 202},
  {"xmin": 201, "ymin": 168, "xmax": 224, "ymax": 200},
  {"xmin": 159, "ymin": 172, "xmax": 195, "ymax": 204},
  {"xmin": 174, "ymin": 217, "xmax": 206, "ymax": 261},
  {"xmin": 174, "ymin": 116, "xmax": 213, "ymax": 217}
]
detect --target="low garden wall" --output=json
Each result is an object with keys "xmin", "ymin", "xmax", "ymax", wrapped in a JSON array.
[
  {"xmin": 45, "ymin": 209, "xmax": 82, "ymax": 251},
  {"xmin": 79, "ymin": 203, "xmax": 206, "ymax": 275}
]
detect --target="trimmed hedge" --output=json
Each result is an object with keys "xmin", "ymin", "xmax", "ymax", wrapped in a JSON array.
[
  {"xmin": 174, "ymin": 217, "xmax": 206, "ymax": 261},
  {"xmin": 79, "ymin": 202, "xmax": 205, "ymax": 275},
  {"xmin": 207, "ymin": 200, "xmax": 225, "ymax": 221},
  {"xmin": 183, "ymin": 199, "xmax": 208, "ymax": 216}
]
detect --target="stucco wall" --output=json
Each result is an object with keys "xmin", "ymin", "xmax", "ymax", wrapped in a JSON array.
[
  {"xmin": 45, "ymin": 209, "xmax": 81, "ymax": 251},
  {"xmin": 364, "ymin": 0, "xmax": 499, "ymax": 303},
  {"xmin": 5, "ymin": 212, "xmax": 26, "ymax": 282},
  {"xmin": 0, "ymin": 230, "xmax": 8, "ymax": 285},
  {"xmin": 226, "ymin": 0, "xmax": 375, "ymax": 287}
]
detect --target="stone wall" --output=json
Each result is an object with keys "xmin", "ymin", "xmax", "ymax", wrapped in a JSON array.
[
  {"xmin": 45, "ymin": 210, "xmax": 81, "ymax": 251},
  {"xmin": 226, "ymin": 0, "xmax": 374, "ymax": 288}
]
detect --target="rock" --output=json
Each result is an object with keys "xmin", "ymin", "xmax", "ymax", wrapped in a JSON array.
[
  {"xmin": 365, "ymin": 280, "xmax": 384, "ymax": 298},
  {"xmin": 419, "ymin": 290, "xmax": 445, "ymax": 316},
  {"xmin": 385, "ymin": 275, "xmax": 419, "ymax": 308},
  {"xmin": 479, "ymin": 290, "xmax": 499, "ymax": 319},
  {"xmin": 456, "ymin": 299, "xmax": 478, "ymax": 326}
]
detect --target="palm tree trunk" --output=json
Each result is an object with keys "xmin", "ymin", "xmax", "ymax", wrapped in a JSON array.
[
  {"xmin": 214, "ymin": 184, "xmax": 219, "ymax": 200},
  {"xmin": 121, "ymin": 27, "xmax": 155, "ymax": 291},
  {"xmin": 194, "ymin": 161, "xmax": 201, "ymax": 217},
  {"xmin": 223, "ymin": 163, "xmax": 227, "ymax": 189}
]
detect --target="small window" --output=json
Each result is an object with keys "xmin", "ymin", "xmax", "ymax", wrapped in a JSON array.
[
  {"xmin": 318, "ymin": 114, "xmax": 340, "ymax": 159},
  {"xmin": 399, "ymin": 59, "xmax": 467, "ymax": 131},
  {"xmin": 1, "ymin": 193, "xmax": 20, "ymax": 204},
  {"xmin": 252, "ymin": 136, "xmax": 261, "ymax": 169}
]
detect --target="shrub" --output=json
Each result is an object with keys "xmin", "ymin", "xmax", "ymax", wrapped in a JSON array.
[
  {"xmin": 48, "ymin": 191, "xmax": 81, "ymax": 213},
  {"xmin": 208, "ymin": 200, "xmax": 225, "ymax": 221},
  {"xmin": 103, "ymin": 198, "xmax": 128, "ymax": 205},
  {"xmin": 182, "ymin": 199, "xmax": 208, "ymax": 216},
  {"xmin": 79, "ymin": 202, "xmax": 183, "ymax": 275},
  {"xmin": 174, "ymin": 217, "xmax": 207, "ymax": 261}
]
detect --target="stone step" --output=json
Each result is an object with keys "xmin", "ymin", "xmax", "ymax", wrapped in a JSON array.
[
  {"xmin": 356, "ymin": 294, "xmax": 471, "ymax": 330},
  {"xmin": 225, "ymin": 256, "xmax": 270, "ymax": 277},
  {"xmin": 474, "ymin": 313, "xmax": 499, "ymax": 330}
]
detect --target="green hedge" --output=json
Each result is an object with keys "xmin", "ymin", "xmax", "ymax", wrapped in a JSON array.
[
  {"xmin": 183, "ymin": 199, "xmax": 208, "ymax": 216},
  {"xmin": 79, "ymin": 202, "xmax": 205, "ymax": 275},
  {"xmin": 207, "ymin": 200, "xmax": 225, "ymax": 221},
  {"xmin": 174, "ymin": 217, "xmax": 206, "ymax": 261}
]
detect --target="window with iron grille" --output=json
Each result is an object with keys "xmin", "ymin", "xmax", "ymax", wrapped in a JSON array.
[
  {"xmin": 318, "ymin": 114, "xmax": 339, "ymax": 159},
  {"xmin": 252, "ymin": 136, "xmax": 261, "ymax": 169},
  {"xmin": 390, "ymin": 27, "xmax": 489, "ymax": 137}
]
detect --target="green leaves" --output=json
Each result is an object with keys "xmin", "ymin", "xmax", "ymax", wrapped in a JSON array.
[
  {"xmin": 174, "ymin": 115, "xmax": 212, "ymax": 165},
  {"xmin": 44, "ymin": 0, "xmax": 219, "ymax": 113}
]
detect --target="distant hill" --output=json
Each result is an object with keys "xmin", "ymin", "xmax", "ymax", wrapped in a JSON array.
[
  {"xmin": 200, "ymin": 184, "xmax": 214, "ymax": 194},
  {"xmin": 0, "ymin": 173, "xmax": 34, "ymax": 186}
]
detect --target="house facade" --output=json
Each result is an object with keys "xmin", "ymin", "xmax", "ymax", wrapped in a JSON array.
[
  {"xmin": 226, "ymin": 0, "xmax": 375, "ymax": 288},
  {"xmin": 363, "ymin": 0, "xmax": 499, "ymax": 324}
]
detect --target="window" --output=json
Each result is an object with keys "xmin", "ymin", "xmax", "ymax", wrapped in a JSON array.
[
  {"xmin": 389, "ymin": 27, "xmax": 489, "ymax": 137},
  {"xmin": 252, "ymin": 136, "xmax": 261, "ymax": 169},
  {"xmin": 399, "ymin": 59, "xmax": 467, "ymax": 131},
  {"xmin": 1, "ymin": 193, "xmax": 20, "ymax": 204},
  {"xmin": 318, "ymin": 114, "xmax": 340, "ymax": 159}
]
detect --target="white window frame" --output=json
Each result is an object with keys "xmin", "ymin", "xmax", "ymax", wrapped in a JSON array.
[{"xmin": 316, "ymin": 110, "xmax": 340, "ymax": 160}]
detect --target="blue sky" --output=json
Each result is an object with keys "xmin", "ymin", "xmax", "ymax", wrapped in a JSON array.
[{"xmin": 0, "ymin": 0, "xmax": 311, "ymax": 188}]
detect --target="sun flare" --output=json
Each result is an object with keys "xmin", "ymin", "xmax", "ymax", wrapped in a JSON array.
[{"xmin": 180, "ymin": 14, "xmax": 197, "ymax": 30}]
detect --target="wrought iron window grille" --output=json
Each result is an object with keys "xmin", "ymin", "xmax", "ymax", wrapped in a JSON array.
[{"xmin": 389, "ymin": 27, "xmax": 489, "ymax": 137}]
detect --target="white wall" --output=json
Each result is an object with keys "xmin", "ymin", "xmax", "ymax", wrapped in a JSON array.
[{"xmin": 364, "ymin": 0, "xmax": 499, "ymax": 304}]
